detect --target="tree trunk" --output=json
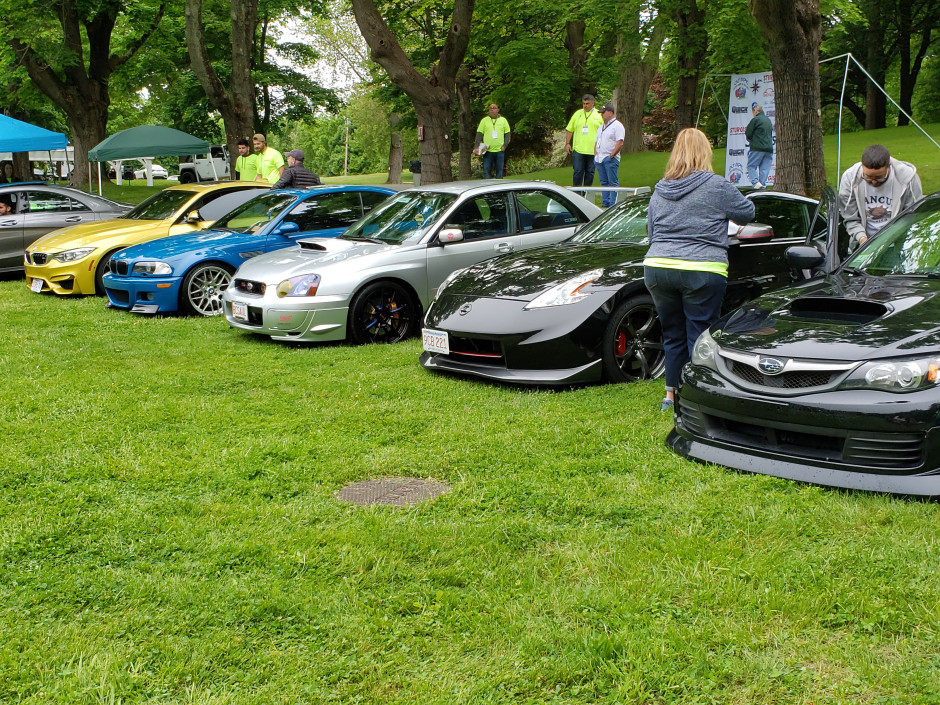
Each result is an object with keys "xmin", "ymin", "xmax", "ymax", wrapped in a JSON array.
[
  {"xmin": 456, "ymin": 65, "xmax": 473, "ymax": 180},
  {"xmin": 614, "ymin": 17, "xmax": 666, "ymax": 153},
  {"xmin": 564, "ymin": 21, "xmax": 595, "ymax": 119},
  {"xmin": 673, "ymin": 0, "xmax": 708, "ymax": 133},
  {"xmin": 896, "ymin": 0, "xmax": 933, "ymax": 127},
  {"xmin": 350, "ymin": 0, "xmax": 475, "ymax": 185},
  {"xmin": 749, "ymin": 0, "xmax": 826, "ymax": 196},
  {"xmin": 864, "ymin": 4, "xmax": 887, "ymax": 130},
  {"xmin": 67, "ymin": 108, "xmax": 109, "ymax": 187},
  {"xmin": 387, "ymin": 113, "xmax": 403, "ymax": 184}
]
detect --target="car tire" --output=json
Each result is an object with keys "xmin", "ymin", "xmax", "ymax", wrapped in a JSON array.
[
  {"xmin": 601, "ymin": 294, "xmax": 666, "ymax": 383},
  {"xmin": 348, "ymin": 280, "xmax": 419, "ymax": 344},
  {"xmin": 94, "ymin": 250, "xmax": 120, "ymax": 296},
  {"xmin": 179, "ymin": 262, "xmax": 235, "ymax": 317},
  {"xmin": 179, "ymin": 171, "xmax": 197, "ymax": 184}
]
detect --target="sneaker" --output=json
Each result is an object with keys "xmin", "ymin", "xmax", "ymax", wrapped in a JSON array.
[
  {"xmin": 753, "ymin": 182, "xmax": 763, "ymax": 189},
  {"xmin": 660, "ymin": 398, "xmax": 674, "ymax": 413}
]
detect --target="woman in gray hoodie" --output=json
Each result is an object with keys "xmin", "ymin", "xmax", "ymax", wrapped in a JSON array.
[{"xmin": 644, "ymin": 128, "xmax": 755, "ymax": 411}]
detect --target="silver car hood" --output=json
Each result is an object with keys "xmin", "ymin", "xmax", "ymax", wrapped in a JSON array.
[{"xmin": 234, "ymin": 238, "xmax": 400, "ymax": 281}]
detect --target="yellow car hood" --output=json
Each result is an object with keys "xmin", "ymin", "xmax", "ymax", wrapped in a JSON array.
[{"xmin": 28, "ymin": 218, "xmax": 207, "ymax": 253}]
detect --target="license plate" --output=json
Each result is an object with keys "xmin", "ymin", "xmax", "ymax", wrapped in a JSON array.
[
  {"xmin": 422, "ymin": 328, "xmax": 449, "ymax": 354},
  {"xmin": 232, "ymin": 301, "xmax": 248, "ymax": 321},
  {"xmin": 30, "ymin": 277, "xmax": 43, "ymax": 293}
]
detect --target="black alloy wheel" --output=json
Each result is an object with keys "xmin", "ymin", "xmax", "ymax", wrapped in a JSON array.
[
  {"xmin": 349, "ymin": 281, "xmax": 418, "ymax": 344},
  {"xmin": 94, "ymin": 249, "xmax": 120, "ymax": 296},
  {"xmin": 601, "ymin": 294, "xmax": 666, "ymax": 382}
]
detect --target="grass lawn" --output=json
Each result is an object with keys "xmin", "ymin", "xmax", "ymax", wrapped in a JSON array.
[{"xmin": 2, "ymin": 281, "xmax": 939, "ymax": 704}]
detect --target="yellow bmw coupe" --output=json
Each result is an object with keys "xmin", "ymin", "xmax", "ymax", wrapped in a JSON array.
[{"xmin": 25, "ymin": 182, "xmax": 268, "ymax": 296}]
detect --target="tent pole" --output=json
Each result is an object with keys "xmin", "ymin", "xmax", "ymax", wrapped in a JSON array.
[
  {"xmin": 97, "ymin": 163, "xmax": 102, "ymax": 196},
  {"xmin": 837, "ymin": 54, "xmax": 850, "ymax": 182},
  {"xmin": 695, "ymin": 77, "xmax": 709, "ymax": 128}
]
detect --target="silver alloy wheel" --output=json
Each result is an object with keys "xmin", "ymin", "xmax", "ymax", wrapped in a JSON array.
[{"xmin": 184, "ymin": 264, "xmax": 233, "ymax": 316}]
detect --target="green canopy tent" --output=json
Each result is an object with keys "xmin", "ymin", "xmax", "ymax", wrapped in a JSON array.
[{"xmin": 88, "ymin": 125, "xmax": 214, "ymax": 190}]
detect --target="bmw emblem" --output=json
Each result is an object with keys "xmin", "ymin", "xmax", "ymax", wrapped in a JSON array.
[
  {"xmin": 458, "ymin": 303, "xmax": 473, "ymax": 316},
  {"xmin": 758, "ymin": 357, "xmax": 785, "ymax": 375}
]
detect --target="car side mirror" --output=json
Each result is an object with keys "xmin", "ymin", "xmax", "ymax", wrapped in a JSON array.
[
  {"xmin": 786, "ymin": 245, "xmax": 825, "ymax": 270},
  {"xmin": 732, "ymin": 222, "xmax": 774, "ymax": 243},
  {"xmin": 185, "ymin": 210, "xmax": 202, "ymax": 224},
  {"xmin": 274, "ymin": 221, "xmax": 300, "ymax": 236},
  {"xmin": 438, "ymin": 228, "xmax": 463, "ymax": 244}
]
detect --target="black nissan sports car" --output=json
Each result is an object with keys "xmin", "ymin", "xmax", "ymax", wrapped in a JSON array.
[
  {"xmin": 668, "ymin": 191, "xmax": 940, "ymax": 497},
  {"xmin": 420, "ymin": 188, "xmax": 845, "ymax": 385}
]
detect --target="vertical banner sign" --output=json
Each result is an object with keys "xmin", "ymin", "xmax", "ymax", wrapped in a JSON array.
[{"xmin": 725, "ymin": 71, "xmax": 776, "ymax": 187}]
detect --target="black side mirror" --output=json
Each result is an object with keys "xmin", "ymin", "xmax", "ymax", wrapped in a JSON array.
[{"xmin": 786, "ymin": 245, "xmax": 825, "ymax": 270}]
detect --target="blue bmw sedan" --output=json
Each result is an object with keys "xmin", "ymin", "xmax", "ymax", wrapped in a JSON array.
[{"xmin": 102, "ymin": 185, "xmax": 395, "ymax": 316}]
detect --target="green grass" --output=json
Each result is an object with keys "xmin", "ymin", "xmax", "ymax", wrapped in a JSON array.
[{"xmin": 2, "ymin": 282, "xmax": 940, "ymax": 703}]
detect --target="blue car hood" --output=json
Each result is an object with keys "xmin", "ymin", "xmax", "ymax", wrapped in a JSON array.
[{"xmin": 113, "ymin": 228, "xmax": 265, "ymax": 263}]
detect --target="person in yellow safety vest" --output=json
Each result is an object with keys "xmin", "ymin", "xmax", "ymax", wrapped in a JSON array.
[
  {"xmin": 474, "ymin": 103, "xmax": 511, "ymax": 179},
  {"xmin": 252, "ymin": 133, "xmax": 285, "ymax": 185},
  {"xmin": 564, "ymin": 94, "xmax": 604, "ymax": 187},
  {"xmin": 235, "ymin": 138, "xmax": 259, "ymax": 181}
]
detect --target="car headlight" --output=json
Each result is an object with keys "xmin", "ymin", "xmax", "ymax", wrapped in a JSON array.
[
  {"xmin": 277, "ymin": 273, "xmax": 320, "ymax": 297},
  {"xmin": 840, "ymin": 356, "xmax": 940, "ymax": 393},
  {"xmin": 52, "ymin": 247, "xmax": 96, "ymax": 263},
  {"xmin": 132, "ymin": 261, "xmax": 172, "ymax": 275},
  {"xmin": 691, "ymin": 329, "xmax": 720, "ymax": 371},
  {"xmin": 524, "ymin": 269, "xmax": 603, "ymax": 309}
]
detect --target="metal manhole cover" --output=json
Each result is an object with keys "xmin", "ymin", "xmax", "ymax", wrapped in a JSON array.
[{"xmin": 337, "ymin": 477, "xmax": 451, "ymax": 507}]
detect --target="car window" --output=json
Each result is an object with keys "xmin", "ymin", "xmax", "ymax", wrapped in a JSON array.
[
  {"xmin": 360, "ymin": 190, "xmax": 390, "ymax": 214},
  {"xmin": 749, "ymin": 196, "xmax": 807, "ymax": 239},
  {"xmin": 444, "ymin": 192, "xmax": 511, "ymax": 240},
  {"xmin": 569, "ymin": 197, "xmax": 649, "ymax": 244},
  {"xmin": 194, "ymin": 188, "xmax": 266, "ymax": 222},
  {"xmin": 515, "ymin": 189, "xmax": 584, "ymax": 231},
  {"xmin": 284, "ymin": 192, "xmax": 363, "ymax": 231},
  {"xmin": 340, "ymin": 191, "xmax": 457, "ymax": 244},
  {"xmin": 124, "ymin": 189, "xmax": 198, "ymax": 220},
  {"xmin": 212, "ymin": 192, "xmax": 298, "ymax": 233},
  {"xmin": 21, "ymin": 189, "xmax": 91, "ymax": 213}
]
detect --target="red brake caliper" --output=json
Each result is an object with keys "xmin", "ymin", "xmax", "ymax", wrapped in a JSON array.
[{"xmin": 616, "ymin": 330, "xmax": 627, "ymax": 356}]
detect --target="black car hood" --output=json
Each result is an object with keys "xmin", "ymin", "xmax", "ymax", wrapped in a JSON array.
[
  {"xmin": 714, "ymin": 272, "xmax": 940, "ymax": 360},
  {"xmin": 445, "ymin": 242, "xmax": 648, "ymax": 301}
]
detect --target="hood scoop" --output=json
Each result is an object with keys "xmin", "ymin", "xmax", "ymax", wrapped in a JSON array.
[
  {"xmin": 299, "ymin": 240, "xmax": 328, "ymax": 251},
  {"xmin": 786, "ymin": 296, "xmax": 888, "ymax": 324}
]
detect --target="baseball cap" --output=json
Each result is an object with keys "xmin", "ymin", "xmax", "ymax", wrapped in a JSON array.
[{"xmin": 285, "ymin": 149, "xmax": 305, "ymax": 161}]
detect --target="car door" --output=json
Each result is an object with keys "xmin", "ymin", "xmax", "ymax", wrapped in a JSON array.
[
  {"xmin": 515, "ymin": 188, "xmax": 592, "ymax": 248},
  {"xmin": 724, "ymin": 192, "xmax": 812, "ymax": 311},
  {"xmin": 425, "ymin": 191, "xmax": 522, "ymax": 299},
  {"xmin": 20, "ymin": 188, "xmax": 95, "ymax": 251},
  {"xmin": 269, "ymin": 191, "xmax": 367, "ymax": 250},
  {"xmin": 0, "ymin": 190, "xmax": 25, "ymax": 271}
]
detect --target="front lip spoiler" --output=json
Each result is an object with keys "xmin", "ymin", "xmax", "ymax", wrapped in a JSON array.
[
  {"xmin": 419, "ymin": 351, "xmax": 601, "ymax": 386},
  {"xmin": 129, "ymin": 303, "xmax": 161, "ymax": 315},
  {"xmin": 667, "ymin": 429, "xmax": 940, "ymax": 498}
]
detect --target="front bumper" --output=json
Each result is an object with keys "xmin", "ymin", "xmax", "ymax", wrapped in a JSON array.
[
  {"xmin": 222, "ymin": 291, "xmax": 351, "ymax": 343},
  {"xmin": 24, "ymin": 255, "xmax": 100, "ymax": 296},
  {"xmin": 419, "ymin": 351, "xmax": 601, "ymax": 385},
  {"xmin": 668, "ymin": 364, "xmax": 940, "ymax": 497},
  {"xmin": 103, "ymin": 273, "xmax": 181, "ymax": 313}
]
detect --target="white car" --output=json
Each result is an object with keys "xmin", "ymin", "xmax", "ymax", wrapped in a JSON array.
[{"xmin": 134, "ymin": 164, "xmax": 168, "ymax": 180}]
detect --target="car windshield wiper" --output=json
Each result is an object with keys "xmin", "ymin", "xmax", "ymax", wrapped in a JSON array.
[
  {"xmin": 345, "ymin": 236, "xmax": 386, "ymax": 244},
  {"xmin": 841, "ymin": 266, "xmax": 867, "ymax": 276}
]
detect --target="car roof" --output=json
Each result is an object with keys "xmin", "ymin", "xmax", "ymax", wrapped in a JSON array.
[
  {"xmin": 0, "ymin": 182, "xmax": 117, "ymax": 200},
  {"xmin": 398, "ymin": 179, "xmax": 569, "ymax": 195},
  {"xmin": 164, "ymin": 181, "xmax": 270, "ymax": 193},
  {"xmin": 266, "ymin": 185, "xmax": 398, "ymax": 198}
]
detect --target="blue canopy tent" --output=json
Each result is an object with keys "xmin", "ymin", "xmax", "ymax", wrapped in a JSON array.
[{"xmin": 0, "ymin": 115, "xmax": 69, "ymax": 181}]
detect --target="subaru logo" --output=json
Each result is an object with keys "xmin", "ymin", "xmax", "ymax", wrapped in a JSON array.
[
  {"xmin": 458, "ymin": 303, "xmax": 472, "ymax": 316},
  {"xmin": 758, "ymin": 357, "xmax": 785, "ymax": 375}
]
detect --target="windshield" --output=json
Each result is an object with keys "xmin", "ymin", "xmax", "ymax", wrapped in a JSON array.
[
  {"xmin": 212, "ymin": 192, "xmax": 298, "ymax": 233},
  {"xmin": 568, "ymin": 197, "xmax": 650, "ymax": 244},
  {"xmin": 340, "ymin": 191, "xmax": 458, "ymax": 245},
  {"xmin": 843, "ymin": 198, "xmax": 940, "ymax": 276},
  {"xmin": 123, "ymin": 189, "xmax": 196, "ymax": 221}
]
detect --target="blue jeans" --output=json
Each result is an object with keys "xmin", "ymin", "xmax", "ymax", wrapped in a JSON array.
[
  {"xmin": 483, "ymin": 150, "xmax": 505, "ymax": 179},
  {"xmin": 596, "ymin": 157, "xmax": 620, "ymax": 207},
  {"xmin": 644, "ymin": 267, "xmax": 727, "ymax": 390},
  {"xmin": 747, "ymin": 150, "xmax": 772, "ymax": 186},
  {"xmin": 571, "ymin": 151, "xmax": 596, "ymax": 187}
]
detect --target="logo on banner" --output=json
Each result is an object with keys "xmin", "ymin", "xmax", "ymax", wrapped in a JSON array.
[
  {"xmin": 731, "ymin": 106, "xmax": 748, "ymax": 114},
  {"xmin": 728, "ymin": 163, "xmax": 745, "ymax": 184},
  {"xmin": 730, "ymin": 126, "xmax": 747, "ymax": 135},
  {"xmin": 729, "ymin": 149, "xmax": 745, "ymax": 156},
  {"xmin": 764, "ymin": 88, "xmax": 775, "ymax": 98},
  {"xmin": 733, "ymin": 78, "xmax": 749, "ymax": 100},
  {"xmin": 766, "ymin": 109, "xmax": 776, "ymax": 118},
  {"xmin": 751, "ymin": 79, "xmax": 762, "ymax": 95}
]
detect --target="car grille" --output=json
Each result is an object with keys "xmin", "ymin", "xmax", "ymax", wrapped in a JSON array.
[
  {"xmin": 728, "ymin": 360, "xmax": 839, "ymax": 389},
  {"xmin": 109, "ymin": 289, "xmax": 129, "ymax": 304},
  {"xmin": 233, "ymin": 279, "xmax": 266, "ymax": 296},
  {"xmin": 441, "ymin": 336, "xmax": 505, "ymax": 367},
  {"xmin": 28, "ymin": 252, "xmax": 48, "ymax": 265},
  {"xmin": 679, "ymin": 402, "xmax": 926, "ymax": 470},
  {"xmin": 110, "ymin": 260, "xmax": 129, "ymax": 276}
]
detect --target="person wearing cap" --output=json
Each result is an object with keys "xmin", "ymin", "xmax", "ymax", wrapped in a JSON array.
[
  {"xmin": 253, "ymin": 133, "xmax": 286, "ymax": 184},
  {"xmin": 272, "ymin": 149, "xmax": 322, "ymax": 189},
  {"xmin": 474, "ymin": 103, "xmax": 511, "ymax": 179},
  {"xmin": 234, "ymin": 138, "xmax": 259, "ymax": 182},
  {"xmin": 565, "ymin": 94, "xmax": 604, "ymax": 188},
  {"xmin": 594, "ymin": 103, "xmax": 625, "ymax": 207},
  {"xmin": 744, "ymin": 103, "xmax": 774, "ymax": 189}
]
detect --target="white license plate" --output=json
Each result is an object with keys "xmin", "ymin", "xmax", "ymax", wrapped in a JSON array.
[
  {"xmin": 30, "ymin": 277, "xmax": 43, "ymax": 293},
  {"xmin": 232, "ymin": 301, "xmax": 248, "ymax": 321},
  {"xmin": 422, "ymin": 328, "xmax": 449, "ymax": 354}
]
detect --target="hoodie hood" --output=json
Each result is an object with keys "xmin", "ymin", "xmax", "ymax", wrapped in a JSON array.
[{"xmin": 653, "ymin": 171, "xmax": 714, "ymax": 201}]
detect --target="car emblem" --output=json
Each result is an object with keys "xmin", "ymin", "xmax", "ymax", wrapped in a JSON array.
[
  {"xmin": 758, "ymin": 357, "xmax": 785, "ymax": 375},
  {"xmin": 458, "ymin": 303, "xmax": 472, "ymax": 316}
]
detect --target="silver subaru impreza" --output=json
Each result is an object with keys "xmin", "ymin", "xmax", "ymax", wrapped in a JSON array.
[{"xmin": 222, "ymin": 180, "xmax": 603, "ymax": 344}]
